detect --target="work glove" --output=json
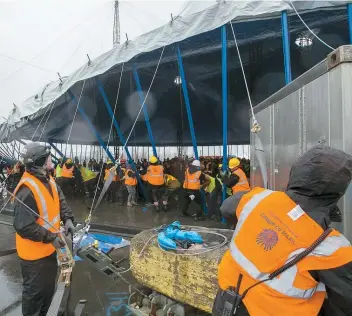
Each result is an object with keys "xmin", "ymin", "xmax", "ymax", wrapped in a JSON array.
[
  {"xmin": 189, "ymin": 194, "xmax": 195, "ymax": 201},
  {"xmin": 52, "ymin": 236, "xmax": 65, "ymax": 249},
  {"xmin": 64, "ymin": 219, "xmax": 75, "ymax": 236}
]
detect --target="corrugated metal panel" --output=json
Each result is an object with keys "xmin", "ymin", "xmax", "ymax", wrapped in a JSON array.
[
  {"xmin": 340, "ymin": 63, "xmax": 352, "ymax": 242},
  {"xmin": 251, "ymin": 106, "xmax": 273, "ymax": 188},
  {"xmin": 273, "ymin": 91, "xmax": 301, "ymax": 191}
]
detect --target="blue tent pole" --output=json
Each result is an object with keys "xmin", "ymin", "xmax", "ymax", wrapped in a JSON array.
[
  {"xmin": 132, "ymin": 66, "xmax": 157, "ymax": 157},
  {"xmin": 281, "ymin": 11, "xmax": 292, "ymax": 85},
  {"xmin": 176, "ymin": 45, "xmax": 208, "ymax": 215},
  {"xmin": 221, "ymin": 25, "xmax": 228, "ymax": 207},
  {"xmin": 348, "ymin": 4, "xmax": 352, "ymax": 44},
  {"xmin": 48, "ymin": 142, "xmax": 64, "ymax": 157},
  {"xmin": 67, "ymin": 90, "xmax": 115, "ymax": 162},
  {"xmin": 96, "ymin": 78, "xmax": 147, "ymax": 199},
  {"xmin": 176, "ymin": 46, "xmax": 199, "ymax": 159}
]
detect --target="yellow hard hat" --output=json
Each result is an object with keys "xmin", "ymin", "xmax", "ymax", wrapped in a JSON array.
[
  {"xmin": 107, "ymin": 160, "xmax": 113, "ymax": 164},
  {"xmin": 229, "ymin": 158, "xmax": 240, "ymax": 169},
  {"xmin": 149, "ymin": 156, "xmax": 158, "ymax": 164},
  {"xmin": 66, "ymin": 158, "xmax": 72, "ymax": 164},
  {"xmin": 219, "ymin": 163, "xmax": 222, "ymax": 169}
]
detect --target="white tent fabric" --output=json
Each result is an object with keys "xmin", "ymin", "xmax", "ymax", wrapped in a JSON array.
[
  {"xmin": 0, "ymin": 0, "xmax": 187, "ymax": 123},
  {"xmin": 1, "ymin": 0, "xmax": 349, "ymax": 129}
]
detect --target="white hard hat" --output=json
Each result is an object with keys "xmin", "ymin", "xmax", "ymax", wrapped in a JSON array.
[{"xmin": 191, "ymin": 159, "xmax": 200, "ymax": 167}]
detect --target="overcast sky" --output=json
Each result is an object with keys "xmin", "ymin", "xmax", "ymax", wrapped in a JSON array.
[{"xmin": 0, "ymin": 0, "xmax": 195, "ymax": 122}]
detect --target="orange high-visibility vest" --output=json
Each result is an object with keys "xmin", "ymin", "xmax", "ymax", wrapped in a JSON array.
[
  {"xmin": 183, "ymin": 169, "xmax": 201, "ymax": 190},
  {"xmin": 14, "ymin": 172, "xmax": 60, "ymax": 261},
  {"xmin": 218, "ymin": 187, "xmax": 352, "ymax": 316},
  {"xmin": 125, "ymin": 169, "xmax": 137, "ymax": 186},
  {"xmin": 231, "ymin": 168, "xmax": 250, "ymax": 194},
  {"xmin": 104, "ymin": 168, "xmax": 117, "ymax": 182},
  {"xmin": 147, "ymin": 165, "xmax": 164, "ymax": 185},
  {"xmin": 61, "ymin": 165, "xmax": 74, "ymax": 178}
]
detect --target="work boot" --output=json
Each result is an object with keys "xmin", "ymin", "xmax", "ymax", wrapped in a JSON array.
[
  {"xmin": 117, "ymin": 198, "xmax": 123, "ymax": 206},
  {"xmin": 155, "ymin": 204, "xmax": 160, "ymax": 212},
  {"xmin": 131, "ymin": 200, "xmax": 138, "ymax": 206},
  {"xmin": 180, "ymin": 212, "xmax": 190, "ymax": 217},
  {"xmin": 163, "ymin": 205, "xmax": 167, "ymax": 212},
  {"xmin": 127, "ymin": 202, "xmax": 133, "ymax": 207}
]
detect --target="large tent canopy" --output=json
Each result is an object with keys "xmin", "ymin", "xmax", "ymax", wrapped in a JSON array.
[{"xmin": 1, "ymin": 0, "xmax": 350, "ymax": 147}]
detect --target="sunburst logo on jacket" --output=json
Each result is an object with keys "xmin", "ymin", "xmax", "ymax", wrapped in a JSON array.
[{"xmin": 256, "ymin": 229, "xmax": 278, "ymax": 251}]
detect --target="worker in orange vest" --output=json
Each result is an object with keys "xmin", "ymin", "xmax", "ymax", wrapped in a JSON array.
[
  {"xmin": 13, "ymin": 142, "xmax": 74, "ymax": 316},
  {"xmin": 181, "ymin": 159, "xmax": 210, "ymax": 220},
  {"xmin": 125, "ymin": 162, "xmax": 138, "ymax": 207},
  {"xmin": 221, "ymin": 157, "xmax": 250, "ymax": 195},
  {"xmin": 60, "ymin": 158, "xmax": 77, "ymax": 197},
  {"xmin": 142, "ymin": 155, "xmax": 166, "ymax": 212},
  {"xmin": 213, "ymin": 145, "xmax": 352, "ymax": 316}
]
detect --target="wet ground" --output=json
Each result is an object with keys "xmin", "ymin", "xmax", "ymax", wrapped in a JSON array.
[
  {"xmin": 0, "ymin": 196, "xmax": 223, "ymax": 315},
  {"xmin": 0, "ymin": 221, "xmax": 139, "ymax": 316}
]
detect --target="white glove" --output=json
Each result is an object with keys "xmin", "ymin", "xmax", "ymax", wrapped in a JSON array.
[{"xmin": 189, "ymin": 194, "xmax": 195, "ymax": 201}]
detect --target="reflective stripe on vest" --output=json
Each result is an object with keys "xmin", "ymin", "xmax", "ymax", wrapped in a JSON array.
[
  {"xmin": 183, "ymin": 169, "xmax": 201, "ymax": 190},
  {"xmin": 125, "ymin": 169, "xmax": 137, "ymax": 186},
  {"xmin": 232, "ymin": 168, "xmax": 250, "ymax": 193},
  {"xmin": 14, "ymin": 172, "xmax": 60, "ymax": 260},
  {"xmin": 229, "ymin": 189, "xmax": 351, "ymax": 299},
  {"xmin": 16, "ymin": 177, "xmax": 60, "ymax": 230},
  {"xmin": 147, "ymin": 165, "xmax": 164, "ymax": 185}
]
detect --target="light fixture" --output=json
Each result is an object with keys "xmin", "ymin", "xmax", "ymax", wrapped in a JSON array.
[
  {"xmin": 174, "ymin": 76, "xmax": 182, "ymax": 85},
  {"xmin": 295, "ymin": 36, "xmax": 313, "ymax": 48}
]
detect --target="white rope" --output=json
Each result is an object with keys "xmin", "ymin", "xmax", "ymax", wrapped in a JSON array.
[
  {"xmin": 288, "ymin": 0, "xmax": 334, "ymax": 51},
  {"xmin": 64, "ymin": 80, "xmax": 86, "ymax": 156},
  {"xmin": 88, "ymin": 63, "xmax": 125, "ymax": 219},
  {"xmin": 37, "ymin": 99, "xmax": 57, "ymax": 141},
  {"xmin": 229, "ymin": 21, "xmax": 258, "ymax": 128},
  {"xmin": 86, "ymin": 46, "xmax": 166, "ymax": 225}
]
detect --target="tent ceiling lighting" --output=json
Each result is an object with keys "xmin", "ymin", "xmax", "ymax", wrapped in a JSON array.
[
  {"xmin": 295, "ymin": 36, "xmax": 313, "ymax": 48},
  {"xmin": 174, "ymin": 76, "xmax": 182, "ymax": 85}
]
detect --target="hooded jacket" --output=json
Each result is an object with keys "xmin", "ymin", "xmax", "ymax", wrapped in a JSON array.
[
  {"xmin": 13, "ymin": 167, "xmax": 74, "ymax": 245},
  {"xmin": 220, "ymin": 146, "xmax": 352, "ymax": 316}
]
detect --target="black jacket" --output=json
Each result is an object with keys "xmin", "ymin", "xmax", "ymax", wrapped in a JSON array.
[
  {"xmin": 220, "ymin": 146, "xmax": 352, "ymax": 316},
  {"xmin": 13, "ymin": 167, "xmax": 74, "ymax": 244}
]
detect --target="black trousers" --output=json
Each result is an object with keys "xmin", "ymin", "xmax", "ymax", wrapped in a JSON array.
[
  {"xmin": 21, "ymin": 252, "xmax": 58, "ymax": 316},
  {"xmin": 149, "ymin": 184, "xmax": 165, "ymax": 203},
  {"xmin": 181, "ymin": 189, "xmax": 202, "ymax": 217}
]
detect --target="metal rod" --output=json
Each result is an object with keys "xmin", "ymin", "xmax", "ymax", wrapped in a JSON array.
[
  {"xmin": 67, "ymin": 90, "xmax": 115, "ymax": 162},
  {"xmin": 176, "ymin": 46, "xmax": 199, "ymax": 159},
  {"xmin": 348, "ymin": 4, "xmax": 352, "ymax": 44},
  {"xmin": 132, "ymin": 67, "xmax": 157, "ymax": 157},
  {"xmin": 96, "ymin": 79, "xmax": 147, "ymax": 198},
  {"xmin": 221, "ymin": 25, "xmax": 228, "ymax": 208},
  {"xmin": 281, "ymin": 11, "xmax": 292, "ymax": 84},
  {"xmin": 49, "ymin": 142, "xmax": 64, "ymax": 157}
]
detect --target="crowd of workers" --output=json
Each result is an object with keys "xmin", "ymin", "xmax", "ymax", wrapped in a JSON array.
[
  {"xmin": 5, "ymin": 141, "xmax": 352, "ymax": 316},
  {"xmin": 49, "ymin": 154, "xmax": 251, "ymax": 221}
]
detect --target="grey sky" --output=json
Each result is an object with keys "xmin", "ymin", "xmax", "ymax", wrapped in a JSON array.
[{"xmin": 0, "ymin": 0, "xmax": 189, "ymax": 121}]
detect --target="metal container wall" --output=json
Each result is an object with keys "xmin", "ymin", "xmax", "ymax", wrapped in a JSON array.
[{"xmin": 251, "ymin": 46, "xmax": 352, "ymax": 241}]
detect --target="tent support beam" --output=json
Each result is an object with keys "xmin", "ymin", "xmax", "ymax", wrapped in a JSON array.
[
  {"xmin": 96, "ymin": 78, "xmax": 147, "ymax": 199},
  {"xmin": 348, "ymin": 4, "xmax": 352, "ymax": 44},
  {"xmin": 67, "ymin": 90, "xmax": 115, "ymax": 162},
  {"xmin": 132, "ymin": 67, "xmax": 157, "ymax": 157},
  {"xmin": 281, "ymin": 11, "xmax": 292, "ymax": 85},
  {"xmin": 176, "ymin": 46, "xmax": 199, "ymax": 159},
  {"xmin": 221, "ymin": 25, "xmax": 228, "ymax": 206},
  {"xmin": 176, "ymin": 45, "xmax": 207, "ymax": 214},
  {"xmin": 48, "ymin": 142, "xmax": 64, "ymax": 157}
]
